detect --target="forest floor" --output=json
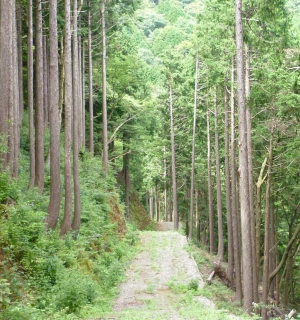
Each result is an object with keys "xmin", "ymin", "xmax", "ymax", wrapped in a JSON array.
[{"xmin": 91, "ymin": 224, "xmax": 245, "ymax": 320}]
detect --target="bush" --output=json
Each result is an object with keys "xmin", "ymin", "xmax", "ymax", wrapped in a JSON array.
[{"xmin": 54, "ymin": 268, "xmax": 99, "ymax": 313}]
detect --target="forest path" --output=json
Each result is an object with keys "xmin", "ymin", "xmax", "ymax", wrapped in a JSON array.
[{"xmin": 93, "ymin": 231, "xmax": 239, "ymax": 320}]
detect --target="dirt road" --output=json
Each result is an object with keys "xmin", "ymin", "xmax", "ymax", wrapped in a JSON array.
[{"xmin": 92, "ymin": 230, "xmax": 242, "ymax": 320}]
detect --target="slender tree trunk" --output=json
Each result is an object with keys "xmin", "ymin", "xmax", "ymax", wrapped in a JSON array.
[
  {"xmin": 224, "ymin": 80, "xmax": 233, "ymax": 281},
  {"xmin": 156, "ymin": 184, "xmax": 160, "ymax": 222},
  {"xmin": 245, "ymin": 42, "xmax": 258, "ymax": 303},
  {"xmin": 101, "ymin": 0, "xmax": 108, "ymax": 174},
  {"xmin": 0, "ymin": 0, "xmax": 10, "ymax": 168},
  {"xmin": 164, "ymin": 146, "xmax": 168, "ymax": 221},
  {"xmin": 16, "ymin": 0, "xmax": 23, "ymax": 124},
  {"xmin": 170, "ymin": 82, "xmax": 178, "ymax": 230},
  {"xmin": 60, "ymin": 0, "xmax": 72, "ymax": 235},
  {"xmin": 255, "ymin": 157, "xmax": 267, "ymax": 281},
  {"xmin": 235, "ymin": 0, "xmax": 254, "ymax": 311},
  {"xmin": 188, "ymin": 54, "xmax": 199, "ymax": 240},
  {"xmin": 71, "ymin": 0, "xmax": 81, "ymax": 231},
  {"xmin": 149, "ymin": 188, "xmax": 154, "ymax": 219},
  {"xmin": 43, "ymin": 36, "xmax": 49, "ymax": 124},
  {"xmin": 230, "ymin": 55, "xmax": 242, "ymax": 302},
  {"xmin": 123, "ymin": 138, "xmax": 130, "ymax": 219},
  {"xmin": 207, "ymin": 109, "xmax": 215, "ymax": 254},
  {"xmin": 88, "ymin": 0, "xmax": 94, "ymax": 155},
  {"xmin": 4, "ymin": 0, "xmax": 20, "ymax": 178},
  {"xmin": 195, "ymin": 189, "xmax": 200, "ymax": 242},
  {"xmin": 262, "ymin": 129, "xmax": 274, "ymax": 320},
  {"xmin": 27, "ymin": 0, "xmax": 35, "ymax": 187},
  {"xmin": 214, "ymin": 89, "xmax": 224, "ymax": 261},
  {"xmin": 35, "ymin": 0, "xmax": 44, "ymax": 191},
  {"xmin": 58, "ymin": 35, "xmax": 65, "ymax": 127},
  {"xmin": 78, "ymin": 33, "xmax": 83, "ymax": 148},
  {"xmin": 82, "ymin": 38, "xmax": 86, "ymax": 148},
  {"xmin": 46, "ymin": 0, "xmax": 61, "ymax": 229}
]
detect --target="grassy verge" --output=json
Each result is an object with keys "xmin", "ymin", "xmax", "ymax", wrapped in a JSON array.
[{"xmin": 0, "ymin": 150, "xmax": 142, "ymax": 320}]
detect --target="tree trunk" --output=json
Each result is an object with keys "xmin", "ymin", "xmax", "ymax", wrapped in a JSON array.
[
  {"xmin": 123, "ymin": 138, "xmax": 130, "ymax": 219},
  {"xmin": 35, "ymin": 0, "xmax": 45, "ymax": 191},
  {"xmin": 188, "ymin": 54, "xmax": 199, "ymax": 241},
  {"xmin": 58, "ymin": 35, "xmax": 65, "ymax": 128},
  {"xmin": 46, "ymin": 0, "xmax": 61, "ymax": 229},
  {"xmin": 27, "ymin": 0, "xmax": 35, "ymax": 187},
  {"xmin": 87, "ymin": 2, "xmax": 94, "ymax": 154},
  {"xmin": 78, "ymin": 33, "xmax": 83, "ymax": 149},
  {"xmin": 16, "ymin": 0, "xmax": 23, "ymax": 124},
  {"xmin": 156, "ymin": 184, "xmax": 160, "ymax": 222},
  {"xmin": 262, "ymin": 129, "xmax": 274, "ymax": 320},
  {"xmin": 224, "ymin": 80, "xmax": 233, "ymax": 282},
  {"xmin": 170, "ymin": 82, "xmax": 178, "ymax": 230},
  {"xmin": 230, "ymin": 55, "xmax": 242, "ymax": 302},
  {"xmin": 149, "ymin": 188, "xmax": 154, "ymax": 219},
  {"xmin": 88, "ymin": 0, "xmax": 94, "ymax": 155},
  {"xmin": 214, "ymin": 89, "xmax": 224, "ymax": 261},
  {"xmin": 71, "ymin": 0, "xmax": 81, "ymax": 231},
  {"xmin": 196, "ymin": 189, "xmax": 200, "ymax": 242},
  {"xmin": 235, "ymin": 0, "xmax": 254, "ymax": 311},
  {"xmin": 60, "ymin": 0, "xmax": 73, "ymax": 236},
  {"xmin": 43, "ymin": 36, "xmax": 49, "ymax": 124},
  {"xmin": 0, "ymin": 0, "xmax": 9, "ymax": 168},
  {"xmin": 245, "ymin": 42, "xmax": 258, "ymax": 303},
  {"xmin": 207, "ymin": 109, "xmax": 215, "ymax": 254},
  {"xmin": 255, "ymin": 157, "xmax": 267, "ymax": 281},
  {"xmin": 82, "ymin": 38, "xmax": 86, "ymax": 148},
  {"xmin": 101, "ymin": 0, "xmax": 108, "ymax": 174},
  {"xmin": 164, "ymin": 146, "xmax": 168, "ymax": 221}
]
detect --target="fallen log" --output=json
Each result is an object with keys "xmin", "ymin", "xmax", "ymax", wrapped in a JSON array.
[
  {"xmin": 206, "ymin": 270, "xmax": 215, "ymax": 285},
  {"xmin": 206, "ymin": 261, "xmax": 232, "ymax": 287}
]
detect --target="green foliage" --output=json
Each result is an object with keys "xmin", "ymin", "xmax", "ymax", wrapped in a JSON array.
[
  {"xmin": 0, "ymin": 171, "xmax": 18, "ymax": 204},
  {"xmin": 54, "ymin": 268, "xmax": 99, "ymax": 313},
  {"xmin": 0, "ymin": 279, "xmax": 11, "ymax": 310},
  {"xmin": 157, "ymin": 0, "xmax": 187, "ymax": 24}
]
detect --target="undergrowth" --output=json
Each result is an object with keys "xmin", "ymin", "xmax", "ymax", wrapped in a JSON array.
[{"xmin": 0, "ymin": 149, "xmax": 140, "ymax": 320}]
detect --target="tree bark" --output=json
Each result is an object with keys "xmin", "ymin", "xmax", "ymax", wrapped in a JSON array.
[
  {"xmin": 207, "ymin": 109, "xmax": 215, "ymax": 254},
  {"xmin": 60, "ymin": 0, "xmax": 73, "ymax": 236},
  {"xmin": 43, "ymin": 36, "xmax": 49, "ymax": 124},
  {"xmin": 262, "ymin": 129, "xmax": 274, "ymax": 320},
  {"xmin": 230, "ymin": 55, "xmax": 242, "ymax": 302},
  {"xmin": 16, "ymin": 0, "xmax": 23, "ymax": 124},
  {"xmin": 58, "ymin": 35, "xmax": 65, "ymax": 128},
  {"xmin": 27, "ymin": 0, "xmax": 35, "ymax": 187},
  {"xmin": 188, "ymin": 54, "xmax": 199, "ymax": 241},
  {"xmin": 71, "ymin": 0, "xmax": 81, "ymax": 231},
  {"xmin": 46, "ymin": 0, "xmax": 61, "ymax": 229},
  {"xmin": 245, "ymin": 42, "xmax": 258, "ymax": 303},
  {"xmin": 156, "ymin": 184, "xmax": 160, "ymax": 222},
  {"xmin": 101, "ymin": 0, "xmax": 108, "ymax": 174},
  {"xmin": 235, "ymin": 0, "xmax": 254, "ymax": 311},
  {"xmin": 255, "ymin": 157, "xmax": 267, "ymax": 280},
  {"xmin": 214, "ymin": 89, "xmax": 224, "ymax": 262},
  {"xmin": 88, "ymin": 0, "xmax": 94, "ymax": 155},
  {"xmin": 123, "ymin": 137, "xmax": 130, "ymax": 219},
  {"xmin": 170, "ymin": 81, "xmax": 178, "ymax": 230},
  {"xmin": 35, "ymin": 0, "xmax": 45, "ymax": 191},
  {"xmin": 164, "ymin": 146, "xmax": 168, "ymax": 221},
  {"xmin": 82, "ymin": 38, "xmax": 86, "ymax": 148},
  {"xmin": 0, "ymin": 1, "xmax": 9, "ymax": 168},
  {"xmin": 149, "ymin": 188, "xmax": 154, "ymax": 219},
  {"xmin": 8, "ymin": 0, "xmax": 20, "ymax": 178},
  {"xmin": 224, "ymin": 80, "xmax": 233, "ymax": 282}
]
